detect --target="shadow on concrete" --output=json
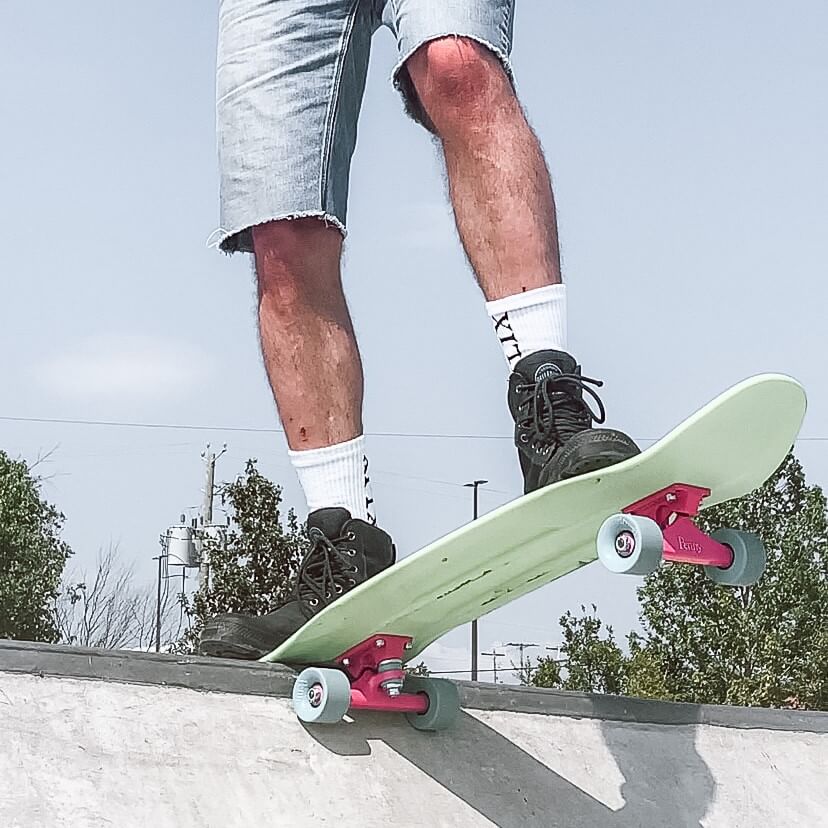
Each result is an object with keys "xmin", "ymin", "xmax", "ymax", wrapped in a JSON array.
[{"xmin": 302, "ymin": 695, "xmax": 714, "ymax": 828}]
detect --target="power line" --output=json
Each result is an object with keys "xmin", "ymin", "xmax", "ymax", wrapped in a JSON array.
[
  {"xmin": 4, "ymin": 414, "xmax": 828, "ymax": 442},
  {"xmin": 0, "ymin": 414, "xmax": 504, "ymax": 439},
  {"xmin": 373, "ymin": 469, "xmax": 511, "ymax": 495}
]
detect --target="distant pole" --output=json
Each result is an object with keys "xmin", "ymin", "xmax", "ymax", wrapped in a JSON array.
[
  {"xmin": 154, "ymin": 554, "xmax": 162, "ymax": 653},
  {"xmin": 202, "ymin": 445, "xmax": 216, "ymax": 525},
  {"xmin": 482, "ymin": 649, "xmax": 506, "ymax": 684},
  {"xmin": 464, "ymin": 479, "xmax": 488, "ymax": 681},
  {"xmin": 198, "ymin": 444, "xmax": 226, "ymax": 588},
  {"xmin": 506, "ymin": 642, "xmax": 539, "ymax": 685}
]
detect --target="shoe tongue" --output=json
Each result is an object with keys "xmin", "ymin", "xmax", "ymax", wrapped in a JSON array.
[
  {"xmin": 307, "ymin": 507, "xmax": 352, "ymax": 539},
  {"xmin": 515, "ymin": 350, "xmax": 577, "ymax": 382}
]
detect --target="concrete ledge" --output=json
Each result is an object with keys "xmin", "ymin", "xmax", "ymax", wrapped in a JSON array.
[
  {"xmin": 0, "ymin": 639, "xmax": 295, "ymax": 697},
  {"xmin": 1, "ymin": 639, "xmax": 825, "ymax": 733},
  {"xmin": 459, "ymin": 681, "xmax": 828, "ymax": 732}
]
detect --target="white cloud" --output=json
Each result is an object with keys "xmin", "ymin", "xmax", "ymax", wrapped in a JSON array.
[{"xmin": 34, "ymin": 333, "xmax": 211, "ymax": 403}]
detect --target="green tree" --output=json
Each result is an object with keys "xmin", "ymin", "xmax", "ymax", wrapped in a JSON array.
[
  {"xmin": 624, "ymin": 641, "xmax": 674, "ymax": 700},
  {"xmin": 530, "ymin": 453, "xmax": 828, "ymax": 711},
  {"xmin": 0, "ymin": 451, "xmax": 71, "ymax": 642},
  {"xmin": 176, "ymin": 459, "xmax": 306, "ymax": 653},
  {"xmin": 530, "ymin": 606, "xmax": 627, "ymax": 694},
  {"xmin": 529, "ymin": 654, "xmax": 563, "ymax": 688}
]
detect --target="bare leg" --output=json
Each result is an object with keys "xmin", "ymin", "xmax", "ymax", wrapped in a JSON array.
[
  {"xmin": 253, "ymin": 218, "xmax": 363, "ymax": 451},
  {"xmin": 404, "ymin": 38, "xmax": 561, "ymax": 300}
]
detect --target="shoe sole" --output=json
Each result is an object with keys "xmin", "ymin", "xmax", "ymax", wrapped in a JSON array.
[
  {"xmin": 198, "ymin": 618, "xmax": 272, "ymax": 660},
  {"xmin": 541, "ymin": 428, "xmax": 640, "ymax": 486},
  {"xmin": 198, "ymin": 638, "xmax": 263, "ymax": 660}
]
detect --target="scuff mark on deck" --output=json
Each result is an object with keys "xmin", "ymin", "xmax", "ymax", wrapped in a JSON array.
[
  {"xmin": 482, "ymin": 587, "xmax": 513, "ymax": 607},
  {"xmin": 435, "ymin": 569, "xmax": 493, "ymax": 600}
]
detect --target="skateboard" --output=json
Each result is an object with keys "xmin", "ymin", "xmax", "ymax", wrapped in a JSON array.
[{"xmin": 262, "ymin": 374, "xmax": 806, "ymax": 731}]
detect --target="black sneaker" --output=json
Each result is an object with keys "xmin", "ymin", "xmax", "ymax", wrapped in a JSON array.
[
  {"xmin": 198, "ymin": 507, "xmax": 395, "ymax": 660},
  {"xmin": 508, "ymin": 349, "xmax": 639, "ymax": 493}
]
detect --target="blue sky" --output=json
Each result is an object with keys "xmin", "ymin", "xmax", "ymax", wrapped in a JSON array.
[{"xmin": 2, "ymin": 2, "xmax": 826, "ymax": 680}]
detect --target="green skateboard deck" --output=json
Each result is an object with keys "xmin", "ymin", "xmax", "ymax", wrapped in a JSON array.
[
  {"xmin": 267, "ymin": 374, "xmax": 806, "ymax": 729},
  {"xmin": 266, "ymin": 373, "xmax": 805, "ymax": 669}
]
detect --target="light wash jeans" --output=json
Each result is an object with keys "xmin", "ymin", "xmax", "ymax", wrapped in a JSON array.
[{"xmin": 215, "ymin": 0, "xmax": 515, "ymax": 253}]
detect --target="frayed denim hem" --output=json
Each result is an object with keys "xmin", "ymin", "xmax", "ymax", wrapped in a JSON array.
[{"xmin": 207, "ymin": 211, "xmax": 347, "ymax": 255}]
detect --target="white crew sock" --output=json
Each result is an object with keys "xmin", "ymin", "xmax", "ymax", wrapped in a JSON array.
[
  {"xmin": 288, "ymin": 435, "xmax": 376, "ymax": 525},
  {"xmin": 485, "ymin": 283, "xmax": 568, "ymax": 367}
]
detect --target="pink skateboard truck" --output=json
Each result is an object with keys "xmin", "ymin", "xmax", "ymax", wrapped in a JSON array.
[
  {"xmin": 596, "ymin": 483, "xmax": 766, "ymax": 586},
  {"xmin": 291, "ymin": 634, "xmax": 460, "ymax": 730}
]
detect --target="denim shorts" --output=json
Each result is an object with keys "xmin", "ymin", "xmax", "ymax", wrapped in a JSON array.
[{"xmin": 215, "ymin": 0, "xmax": 516, "ymax": 253}]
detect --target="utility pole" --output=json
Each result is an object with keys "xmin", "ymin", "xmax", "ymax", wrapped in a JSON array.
[
  {"xmin": 198, "ymin": 444, "xmax": 226, "ymax": 587},
  {"xmin": 157, "ymin": 446, "xmax": 225, "ymax": 651},
  {"xmin": 202, "ymin": 444, "xmax": 219, "ymax": 524},
  {"xmin": 546, "ymin": 644, "xmax": 562, "ymax": 662},
  {"xmin": 506, "ymin": 641, "xmax": 539, "ymax": 685},
  {"xmin": 154, "ymin": 554, "xmax": 163, "ymax": 653},
  {"xmin": 464, "ymin": 479, "xmax": 488, "ymax": 681},
  {"xmin": 482, "ymin": 649, "xmax": 506, "ymax": 684}
]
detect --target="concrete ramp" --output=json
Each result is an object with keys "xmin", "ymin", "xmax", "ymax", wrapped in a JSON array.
[{"xmin": 1, "ymin": 641, "xmax": 825, "ymax": 827}]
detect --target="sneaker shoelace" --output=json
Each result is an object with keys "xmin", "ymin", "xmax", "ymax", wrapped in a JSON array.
[
  {"xmin": 296, "ymin": 526, "xmax": 359, "ymax": 615},
  {"xmin": 516, "ymin": 372, "xmax": 607, "ymax": 456}
]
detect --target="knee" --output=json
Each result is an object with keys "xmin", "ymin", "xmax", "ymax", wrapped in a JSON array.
[
  {"xmin": 404, "ymin": 37, "xmax": 511, "ymax": 130},
  {"xmin": 253, "ymin": 218, "xmax": 342, "ymax": 308},
  {"xmin": 252, "ymin": 217, "xmax": 337, "ymax": 269}
]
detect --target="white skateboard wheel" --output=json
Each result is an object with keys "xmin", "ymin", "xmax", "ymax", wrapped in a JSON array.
[
  {"xmin": 292, "ymin": 667, "xmax": 351, "ymax": 724},
  {"xmin": 705, "ymin": 528, "xmax": 766, "ymax": 586},
  {"xmin": 597, "ymin": 513, "xmax": 663, "ymax": 576},
  {"xmin": 403, "ymin": 677, "xmax": 460, "ymax": 732}
]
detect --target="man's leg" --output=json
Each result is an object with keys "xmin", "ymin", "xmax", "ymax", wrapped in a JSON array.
[
  {"xmin": 214, "ymin": 0, "xmax": 384, "ymax": 527},
  {"xmin": 253, "ymin": 219, "xmax": 362, "ymax": 452},
  {"xmin": 253, "ymin": 217, "xmax": 377, "ymax": 524},
  {"xmin": 405, "ymin": 39, "xmax": 560, "ymax": 302},
  {"xmin": 402, "ymin": 36, "xmax": 639, "ymax": 490},
  {"xmin": 200, "ymin": 218, "xmax": 396, "ymax": 659},
  {"xmin": 201, "ymin": 218, "xmax": 395, "ymax": 660},
  {"xmin": 201, "ymin": 1, "xmax": 395, "ymax": 659}
]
